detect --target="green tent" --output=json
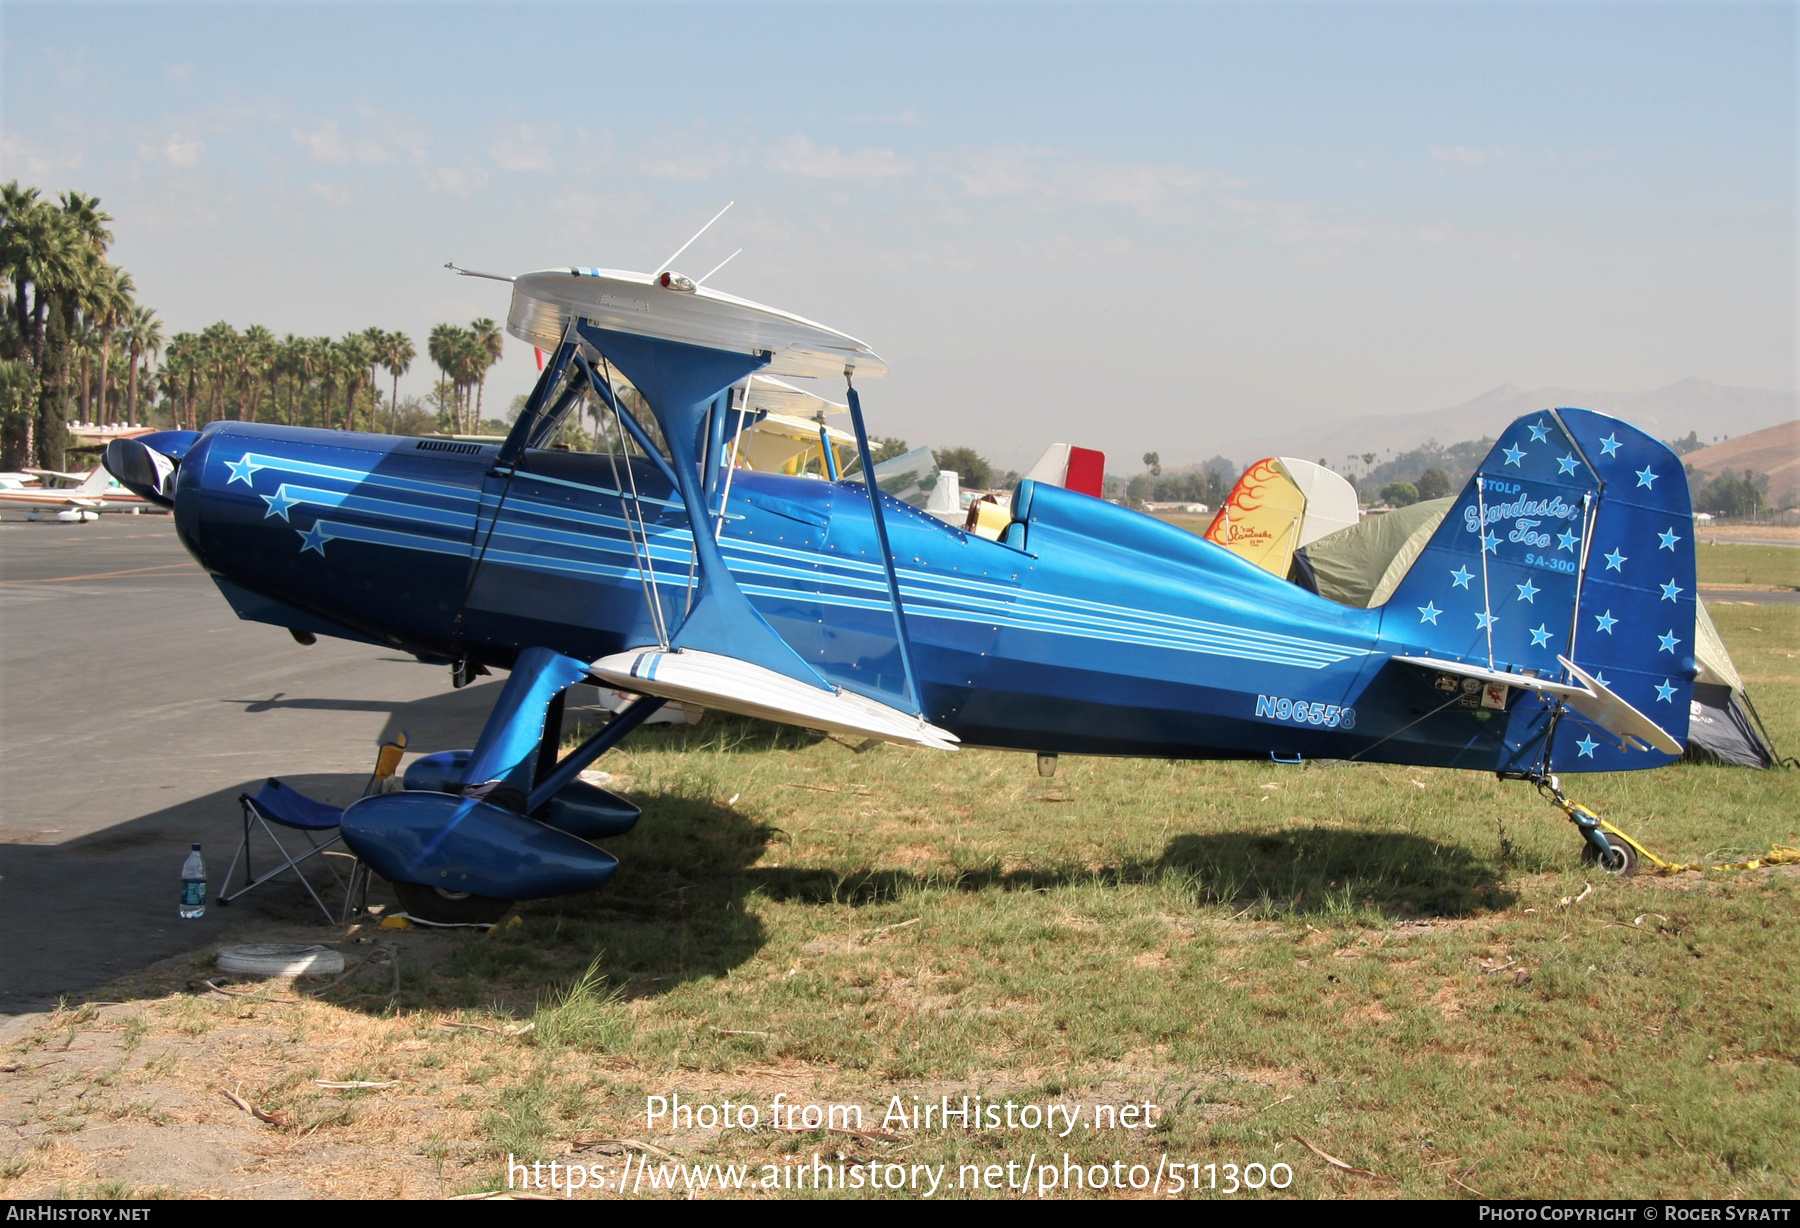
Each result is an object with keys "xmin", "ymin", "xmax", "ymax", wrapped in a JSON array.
[{"xmin": 1289, "ymin": 497, "xmax": 1452, "ymax": 609}]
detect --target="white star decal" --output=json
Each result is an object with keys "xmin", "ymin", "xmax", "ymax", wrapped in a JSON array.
[{"xmin": 298, "ymin": 523, "xmax": 335, "ymax": 556}]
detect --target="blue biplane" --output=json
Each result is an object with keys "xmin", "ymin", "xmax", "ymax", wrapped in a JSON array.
[{"xmin": 106, "ymin": 262, "xmax": 1697, "ymax": 921}]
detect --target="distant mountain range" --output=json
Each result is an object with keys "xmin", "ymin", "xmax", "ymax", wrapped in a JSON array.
[{"xmin": 1205, "ymin": 378, "xmax": 1796, "ymax": 470}]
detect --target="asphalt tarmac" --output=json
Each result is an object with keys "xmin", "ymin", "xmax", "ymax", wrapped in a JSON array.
[{"xmin": 0, "ymin": 514, "xmax": 496, "ymax": 1015}]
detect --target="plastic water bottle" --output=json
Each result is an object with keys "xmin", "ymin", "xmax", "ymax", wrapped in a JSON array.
[{"xmin": 180, "ymin": 844, "xmax": 207, "ymax": 919}]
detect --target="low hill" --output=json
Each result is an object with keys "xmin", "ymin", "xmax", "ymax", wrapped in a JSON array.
[
  {"xmin": 1208, "ymin": 378, "xmax": 1796, "ymax": 469},
  {"xmin": 1682, "ymin": 419, "xmax": 1800, "ymax": 509}
]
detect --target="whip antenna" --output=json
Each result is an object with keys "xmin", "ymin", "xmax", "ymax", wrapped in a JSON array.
[{"xmin": 655, "ymin": 202, "xmax": 734, "ymax": 276}]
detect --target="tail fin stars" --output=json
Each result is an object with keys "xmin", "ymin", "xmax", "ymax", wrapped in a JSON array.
[{"xmin": 1381, "ymin": 407, "xmax": 1696, "ymax": 772}]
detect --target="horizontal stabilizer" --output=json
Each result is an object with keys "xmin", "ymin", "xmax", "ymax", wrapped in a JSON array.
[
  {"xmin": 591, "ymin": 648, "xmax": 960, "ymax": 751},
  {"xmin": 1393, "ymin": 653, "xmax": 1681, "ymax": 755}
]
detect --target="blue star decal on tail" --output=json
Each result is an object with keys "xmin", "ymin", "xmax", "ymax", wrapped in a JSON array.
[
  {"xmin": 1481, "ymin": 531, "xmax": 1500, "ymax": 554},
  {"xmin": 1556, "ymin": 453, "xmax": 1579, "ymax": 475},
  {"xmin": 1599, "ymin": 433, "xmax": 1621, "ymax": 457},
  {"xmin": 226, "ymin": 455, "xmax": 262, "ymax": 486},
  {"xmin": 1557, "ymin": 529, "xmax": 1579, "ymax": 552},
  {"xmin": 1528, "ymin": 623, "xmax": 1553, "ymax": 647},
  {"xmin": 262, "ymin": 488, "xmax": 300, "ymax": 521},
  {"xmin": 298, "ymin": 522, "xmax": 336, "ymax": 556},
  {"xmin": 1660, "ymin": 579, "xmax": 1683, "ymax": 602},
  {"xmin": 1502, "ymin": 444, "xmax": 1526, "ymax": 467},
  {"xmin": 1576, "ymin": 735, "xmax": 1599, "ymax": 758},
  {"xmin": 1657, "ymin": 629, "xmax": 1680, "ymax": 653},
  {"xmin": 1636, "ymin": 466, "xmax": 1658, "ymax": 489},
  {"xmin": 1476, "ymin": 611, "xmax": 1498, "ymax": 630},
  {"xmin": 1654, "ymin": 680, "xmax": 1677, "ymax": 703},
  {"xmin": 1516, "ymin": 579, "xmax": 1539, "ymax": 603},
  {"xmin": 1603, "ymin": 548, "xmax": 1626, "ymax": 572},
  {"xmin": 1528, "ymin": 420, "xmax": 1550, "ymax": 442},
  {"xmin": 1450, "ymin": 566, "xmax": 1474, "ymax": 589},
  {"xmin": 1418, "ymin": 602, "xmax": 1441, "ymax": 625},
  {"xmin": 1658, "ymin": 527, "xmax": 1680, "ymax": 551},
  {"xmin": 1594, "ymin": 609, "xmax": 1618, "ymax": 634}
]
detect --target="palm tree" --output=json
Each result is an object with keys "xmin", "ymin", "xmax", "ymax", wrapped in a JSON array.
[
  {"xmin": 197, "ymin": 322, "xmax": 237, "ymax": 422},
  {"xmin": 427, "ymin": 322, "xmax": 460, "ymax": 427},
  {"xmin": 471, "ymin": 317, "xmax": 503, "ymax": 426},
  {"xmin": 239, "ymin": 325, "xmax": 275, "ymax": 423},
  {"xmin": 161, "ymin": 333, "xmax": 198, "ymax": 430},
  {"xmin": 337, "ymin": 333, "xmax": 372, "ymax": 432},
  {"xmin": 70, "ymin": 314, "xmax": 99, "ymax": 424},
  {"xmin": 91, "ymin": 265, "xmax": 133, "ymax": 426},
  {"xmin": 379, "ymin": 330, "xmax": 415, "ymax": 432},
  {"xmin": 123, "ymin": 305, "xmax": 163, "ymax": 426}
]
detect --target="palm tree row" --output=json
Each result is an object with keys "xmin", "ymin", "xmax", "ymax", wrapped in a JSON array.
[
  {"xmin": 0, "ymin": 180, "xmax": 155, "ymax": 468},
  {"xmin": 159, "ymin": 325, "xmax": 418, "ymax": 435},
  {"xmin": 3, "ymin": 179, "xmax": 513, "ymax": 465}
]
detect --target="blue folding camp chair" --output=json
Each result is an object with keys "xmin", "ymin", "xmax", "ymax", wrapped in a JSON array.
[{"xmin": 218, "ymin": 734, "xmax": 407, "ymax": 923}]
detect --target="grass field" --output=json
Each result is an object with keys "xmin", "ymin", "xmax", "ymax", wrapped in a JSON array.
[
  {"xmin": 1697, "ymin": 543, "xmax": 1800, "ymax": 590},
  {"xmin": 4, "ymin": 607, "xmax": 1796, "ymax": 1199}
]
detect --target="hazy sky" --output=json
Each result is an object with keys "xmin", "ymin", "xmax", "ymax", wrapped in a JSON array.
[{"xmin": 4, "ymin": 2, "xmax": 1793, "ymax": 467}]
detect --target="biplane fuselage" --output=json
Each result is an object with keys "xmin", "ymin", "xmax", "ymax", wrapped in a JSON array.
[{"xmin": 105, "ymin": 264, "xmax": 1698, "ymax": 913}]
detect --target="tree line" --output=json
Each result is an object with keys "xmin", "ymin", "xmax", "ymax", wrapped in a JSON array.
[{"xmin": 0, "ymin": 180, "xmax": 507, "ymax": 470}]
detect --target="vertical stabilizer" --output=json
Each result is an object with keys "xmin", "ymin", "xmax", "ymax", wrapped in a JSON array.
[{"xmin": 1380, "ymin": 409, "xmax": 1697, "ymax": 771}]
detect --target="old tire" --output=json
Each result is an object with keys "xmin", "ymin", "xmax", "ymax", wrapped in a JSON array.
[
  {"xmin": 393, "ymin": 880, "xmax": 514, "ymax": 926},
  {"xmin": 1581, "ymin": 833, "xmax": 1639, "ymax": 877}
]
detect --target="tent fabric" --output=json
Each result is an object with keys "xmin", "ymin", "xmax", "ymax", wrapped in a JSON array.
[
  {"xmin": 1684, "ymin": 684, "xmax": 1774, "ymax": 768},
  {"xmin": 1277, "ymin": 458, "xmax": 1361, "ymax": 547},
  {"xmin": 1293, "ymin": 497, "xmax": 1453, "ymax": 609},
  {"xmin": 1692, "ymin": 602, "xmax": 1742, "ymax": 693}
]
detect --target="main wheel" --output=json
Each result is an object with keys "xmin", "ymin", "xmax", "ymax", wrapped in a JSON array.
[
  {"xmin": 393, "ymin": 880, "xmax": 514, "ymax": 926},
  {"xmin": 1580, "ymin": 832, "xmax": 1639, "ymax": 877}
]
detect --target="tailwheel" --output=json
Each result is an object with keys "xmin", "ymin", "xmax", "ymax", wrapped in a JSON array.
[
  {"xmin": 393, "ymin": 880, "xmax": 514, "ymax": 926},
  {"xmin": 1581, "ymin": 832, "xmax": 1639, "ymax": 877}
]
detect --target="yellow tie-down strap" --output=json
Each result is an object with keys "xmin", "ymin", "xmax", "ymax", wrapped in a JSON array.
[{"xmin": 1594, "ymin": 815, "xmax": 1800, "ymax": 876}]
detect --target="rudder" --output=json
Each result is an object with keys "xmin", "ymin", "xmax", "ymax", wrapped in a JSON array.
[{"xmin": 1380, "ymin": 408, "xmax": 1696, "ymax": 772}]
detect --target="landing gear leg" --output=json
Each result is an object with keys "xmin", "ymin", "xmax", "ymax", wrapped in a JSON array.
[{"xmin": 1505, "ymin": 770, "xmax": 1639, "ymax": 876}]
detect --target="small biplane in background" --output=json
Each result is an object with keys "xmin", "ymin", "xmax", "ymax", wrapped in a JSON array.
[{"xmin": 106, "ymin": 253, "xmax": 1698, "ymax": 921}]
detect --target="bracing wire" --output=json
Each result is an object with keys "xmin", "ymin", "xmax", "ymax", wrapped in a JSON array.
[{"xmin": 599, "ymin": 353, "xmax": 670, "ymax": 648}]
